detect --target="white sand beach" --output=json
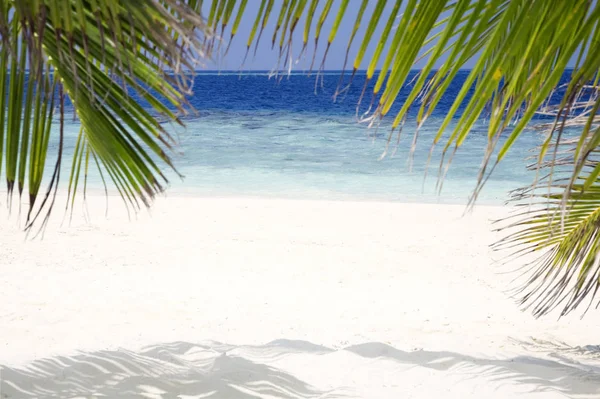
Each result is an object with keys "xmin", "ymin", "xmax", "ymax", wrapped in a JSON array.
[{"xmin": 1, "ymin": 196, "xmax": 600, "ymax": 398}]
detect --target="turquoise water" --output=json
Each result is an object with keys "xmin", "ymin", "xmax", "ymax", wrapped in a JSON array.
[
  {"xmin": 164, "ymin": 113, "xmax": 540, "ymax": 204},
  {"xmin": 50, "ymin": 71, "xmax": 568, "ymax": 205}
]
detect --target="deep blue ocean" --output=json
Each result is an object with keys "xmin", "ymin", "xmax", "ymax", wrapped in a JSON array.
[{"xmin": 55, "ymin": 70, "xmax": 572, "ymax": 205}]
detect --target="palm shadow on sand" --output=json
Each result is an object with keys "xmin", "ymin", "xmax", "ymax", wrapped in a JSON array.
[{"xmin": 1, "ymin": 339, "xmax": 599, "ymax": 398}]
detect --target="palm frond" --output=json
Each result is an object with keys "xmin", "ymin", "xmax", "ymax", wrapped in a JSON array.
[
  {"xmin": 494, "ymin": 124, "xmax": 600, "ymax": 318},
  {"xmin": 0, "ymin": 0, "xmax": 211, "ymax": 230},
  {"xmin": 212, "ymin": 0, "xmax": 600, "ymax": 206}
]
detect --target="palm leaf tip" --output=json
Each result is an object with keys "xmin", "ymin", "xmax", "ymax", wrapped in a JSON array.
[
  {"xmin": 495, "ymin": 128, "xmax": 600, "ymax": 318},
  {"xmin": 1, "ymin": 0, "xmax": 213, "ymax": 228}
]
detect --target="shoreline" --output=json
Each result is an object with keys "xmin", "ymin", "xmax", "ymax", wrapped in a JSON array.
[{"xmin": 5, "ymin": 186, "xmax": 512, "ymax": 207}]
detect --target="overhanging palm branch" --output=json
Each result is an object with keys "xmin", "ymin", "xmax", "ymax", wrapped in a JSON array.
[
  {"xmin": 0, "ymin": 0, "xmax": 208, "ymax": 231},
  {"xmin": 494, "ymin": 125, "xmax": 600, "ymax": 318},
  {"xmin": 210, "ymin": 0, "xmax": 600, "ymax": 202}
]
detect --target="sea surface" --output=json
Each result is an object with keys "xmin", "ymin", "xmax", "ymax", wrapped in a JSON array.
[{"xmin": 53, "ymin": 70, "xmax": 575, "ymax": 205}]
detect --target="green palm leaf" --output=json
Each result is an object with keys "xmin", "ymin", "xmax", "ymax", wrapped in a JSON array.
[
  {"xmin": 495, "ymin": 126, "xmax": 600, "ymax": 317},
  {"xmin": 208, "ymin": 0, "xmax": 599, "ymax": 203},
  {"xmin": 0, "ymin": 0, "xmax": 209, "ymax": 231}
]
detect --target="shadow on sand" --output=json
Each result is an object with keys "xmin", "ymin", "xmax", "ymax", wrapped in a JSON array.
[{"xmin": 1, "ymin": 339, "xmax": 600, "ymax": 398}]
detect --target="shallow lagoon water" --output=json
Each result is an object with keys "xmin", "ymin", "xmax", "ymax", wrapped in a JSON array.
[{"xmin": 49, "ymin": 71, "xmax": 570, "ymax": 205}]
